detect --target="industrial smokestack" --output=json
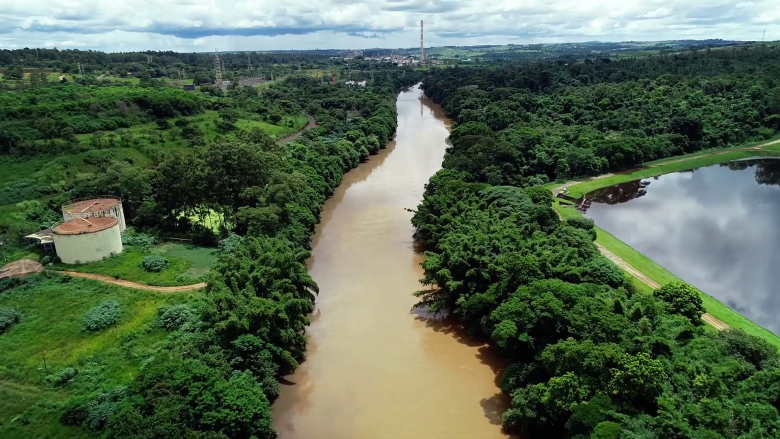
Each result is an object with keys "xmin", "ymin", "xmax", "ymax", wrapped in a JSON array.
[{"xmin": 420, "ymin": 20, "xmax": 424, "ymax": 62}]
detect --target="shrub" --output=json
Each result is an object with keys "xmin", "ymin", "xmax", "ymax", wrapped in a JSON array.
[
  {"xmin": 82, "ymin": 300, "xmax": 122, "ymax": 332},
  {"xmin": 46, "ymin": 367, "xmax": 78, "ymax": 387},
  {"xmin": 0, "ymin": 306, "xmax": 22, "ymax": 334},
  {"xmin": 121, "ymin": 230, "xmax": 155, "ymax": 251},
  {"xmin": 61, "ymin": 385, "xmax": 127, "ymax": 433},
  {"xmin": 140, "ymin": 255, "xmax": 169, "ymax": 272},
  {"xmin": 156, "ymin": 304, "xmax": 198, "ymax": 331},
  {"xmin": 218, "ymin": 233, "xmax": 244, "ymax": 254},
  {"xmin": 175, "ymin": 274, "xmax": 195, "ymax": 284}
]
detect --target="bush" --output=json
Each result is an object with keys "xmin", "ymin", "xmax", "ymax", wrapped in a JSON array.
[
  {"xmin": 46, "ymin": 367, "xmax": 78, "ymax": 387},
  {"xmin": 82, "ymin": 300, "xmax": 122, "ymax": 332},
  {"xmin": 0, "ymin": 306, "xmax": 22, "ymax": 334},
  {"xmin": 121, "ymin": 230, "xmax": 155, "ymax": 251},
  {"xmin": 218, "ymin": 233, "xmax": 244, "ymax": 254},
  {"xmin": 61, "ymin": 385, "xmax": 127, "ymax": 433},
  {"xmin": 175, "ymin": 274, "xmax": 196, "ymax": 284},
  {"xmin": 156, "ymin": 304, "xmax": 198, "ymax": 331},
  {"xmin": 140, "ymin": 255, "xmax": 169, "ymax": 272}
]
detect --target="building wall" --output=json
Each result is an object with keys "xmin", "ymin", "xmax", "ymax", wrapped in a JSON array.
[{"xmin": 53, "ymin": 224, "xmax": 123, "ymax": 264}]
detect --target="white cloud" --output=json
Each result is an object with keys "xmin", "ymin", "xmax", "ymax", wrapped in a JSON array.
[{"xmin": 0, "ymin": 0, "xmax": 778, "ymax": 51}]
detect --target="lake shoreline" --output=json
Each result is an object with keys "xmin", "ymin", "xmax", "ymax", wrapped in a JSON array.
[{"xmin": 548, "ymin": 137, "xmax": 780, "ymax": 349}]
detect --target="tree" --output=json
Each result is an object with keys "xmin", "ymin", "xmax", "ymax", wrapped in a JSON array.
[
  {"xmin": 653, "ymin": 281, "xmax": 705, "ymax": 325},
  {"xmin": 3, "ymin": 64, "xmax": 23, "ymax": 80},
  {"xmin": 591, "ymin": 421, "xmax": 622, "ymax": 439}
]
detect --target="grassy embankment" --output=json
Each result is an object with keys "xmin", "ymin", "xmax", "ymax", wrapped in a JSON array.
[
  {"xmin": 0, "ymin": 273, "xmax": 198, "ymax": 438},
  {"xmin": 50, "ymin": 242, "xmax": 218, "ymax": 287},
  {"xmin": 549, "ymin": 139, "xmax": 780, "ymax": 349}
]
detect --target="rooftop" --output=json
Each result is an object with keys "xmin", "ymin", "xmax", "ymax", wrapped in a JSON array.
[
  {"xmin": 63, "ymin": 198, "xmax": 121, "ymax": 214},
  {"xmin": 53, "ymin": 217, "xmax": 118, "ymax": 235}
]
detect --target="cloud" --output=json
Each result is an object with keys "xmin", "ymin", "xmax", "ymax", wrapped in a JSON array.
[{"xmin": 0, "ymin": 0, "xmax": 778, "ymax": 51}]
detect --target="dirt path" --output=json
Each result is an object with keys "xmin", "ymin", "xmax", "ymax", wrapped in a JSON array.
[
  {"xmin": 55, "ymin": 271, "xmax": 206, "ymax": 292},
  {"xmin": 278, "ymin": 115, "xmax": 316, "ymax": 144}
]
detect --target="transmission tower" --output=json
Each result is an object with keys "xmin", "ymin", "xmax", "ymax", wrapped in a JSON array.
[
  {"xmin": 763, "ymin": 29, "xmax": 766, "ymax": 42},
  {"xmin": 214, "ymin": 49, "xmax": 223, "ymax": 86},
  {"xmin": 248, "ymin": 55, "xmax": 252, "ymax": 70}
]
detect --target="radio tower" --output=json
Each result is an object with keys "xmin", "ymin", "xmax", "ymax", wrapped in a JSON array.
[
  {"xmin": 420, "ymin": 20, "xmax": 424, "ymax": 62},
  {"xmin": 214, "ymin": 49, "xmax": 223, "ymax": 87}
]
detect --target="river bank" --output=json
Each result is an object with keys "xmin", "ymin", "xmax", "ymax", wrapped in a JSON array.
[{"xmin": 548, "ymin": 137, "xmax": 780, "ymax": 349}]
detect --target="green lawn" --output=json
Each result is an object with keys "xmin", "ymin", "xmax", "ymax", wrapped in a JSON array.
[
  {"xmin": 0, "ymin": 273, "xmax": 194, "ymax": 438},
  {"xmin": 550, "ymin": 139, "xmax": 780, "ymax": 349},
  {"xmin": 51, "ymin": 242, "xmax": 217, "ymax": 286}
]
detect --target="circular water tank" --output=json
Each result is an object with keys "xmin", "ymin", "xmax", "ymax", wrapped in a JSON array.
[
  {"xmin": 52, "ymin": 217, "xmax": 123, "ymax": 264},
  {"xmin": 62, "ymin": 197, "xmax": 126, "ymax": 232}
]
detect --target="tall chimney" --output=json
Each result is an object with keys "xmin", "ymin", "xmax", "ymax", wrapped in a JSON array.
[{"xmin": 420, "ymin": 20, "xmax": 424, "ymax": 62}]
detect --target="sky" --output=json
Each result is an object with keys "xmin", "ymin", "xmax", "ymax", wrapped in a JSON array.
[{"xmin": 1, "ymin": 0, "xmax": 779, "ymax": 52}]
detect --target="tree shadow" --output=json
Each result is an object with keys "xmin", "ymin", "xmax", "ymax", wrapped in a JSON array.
[{"xmin": 480, "ymin": 392, "xmax": 510, "ymax": 426}]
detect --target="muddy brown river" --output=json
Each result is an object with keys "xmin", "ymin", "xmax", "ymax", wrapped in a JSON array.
[{"xmin": 271, "ymin": 85, "xmax": 511, "ymax": 439}]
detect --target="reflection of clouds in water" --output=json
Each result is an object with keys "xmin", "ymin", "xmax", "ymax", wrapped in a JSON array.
[{"xmin": 584, "ymin": 160, "xmax": 780, "ymax": 334}]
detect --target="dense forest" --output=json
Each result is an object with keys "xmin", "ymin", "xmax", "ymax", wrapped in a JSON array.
[
  {"xmin": 422, "ymin": 45, "xmax": 780, "ymax": 183},
  {"xmin": 411, "ymin": 45, "xmax": 780, "ymax": 438},
  {"xmin": 412, "ymin": 168, "xmax": 780, "ymax": 438},
  {"xmin": 1, "ymin": 55, "xmax": 423, "ymax": 437}
]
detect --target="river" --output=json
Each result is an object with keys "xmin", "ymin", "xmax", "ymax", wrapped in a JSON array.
[
  {"xmin": 271, "ymin": 85, "xmax": 511, "ymax": 438},
  {"xmin": 581, "ymin": 158, "xmax": 780, "ymax": 335}
]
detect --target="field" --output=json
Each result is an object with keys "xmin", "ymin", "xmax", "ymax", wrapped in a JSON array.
[
  {"xmin": 0, "ymin": 273, "xmax": 197, "ymax": 438},
  {"xmin": 51, "ymin": 242, "xmax": 218, "ymax": 286},
  {"xmin": 550, "ymin": 137, "xmax": 780, "ymax": 349}
]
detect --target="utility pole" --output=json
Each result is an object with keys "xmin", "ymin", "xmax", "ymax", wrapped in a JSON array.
[{"xmin": 214, "ymin": 48, "xmax": 223, "ymax": 87}]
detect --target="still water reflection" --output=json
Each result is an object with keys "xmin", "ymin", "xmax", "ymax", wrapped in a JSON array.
[
  {"xmin": 271, "ymin": 85, "xmax": 511, "ymax": 439},
  {"xmin": 582, "ymin": 159, "xmax": 780, "ymax": 334}
]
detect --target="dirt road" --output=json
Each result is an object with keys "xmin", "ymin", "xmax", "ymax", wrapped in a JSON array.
[
  {"xmin": 55, "ymin": 271, "xmax": 206, "ymax": 292},
  {"xmin": 278, "ymin": 115, "xmax": 316, "ymax": 144}
]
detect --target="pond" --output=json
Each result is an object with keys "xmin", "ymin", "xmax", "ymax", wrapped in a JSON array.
[{"xmin": 581, "ymin": 158, "xmax": 780, "ymax": 335}]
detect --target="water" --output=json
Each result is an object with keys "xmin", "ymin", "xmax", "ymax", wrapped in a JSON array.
[
  {"xmin": 271, "ymin": 85, "xmax": 511, "ymax": 439},
  {"xmin": 581, "ymin": 159, "xmax": 780, "ymax": 334}
]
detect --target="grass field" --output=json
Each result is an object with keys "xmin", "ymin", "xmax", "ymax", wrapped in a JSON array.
[
  {"xmin": 550, "ymin": 139, "xmax": 780, "ymax": 349},
  {"xmin": 51, "ymin": 242, "xmax": 217, "ymax": 286},
  {"xmin": 0, "ymin": 273, "xmax": 197, "ymax": 438}
]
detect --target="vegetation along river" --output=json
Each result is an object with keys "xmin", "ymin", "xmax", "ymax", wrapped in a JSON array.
[
  {"xmin": 581, "ymin": 158, "xmax": 780, "ymax": 335},
  {"xmin": 272, "ymin": 85, "xmax": 510, "ymax": 438}
]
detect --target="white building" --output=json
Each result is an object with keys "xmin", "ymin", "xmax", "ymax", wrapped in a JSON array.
[{"xmin": 52, "ymin": 217, "xmax": 123, "ymax": 264}]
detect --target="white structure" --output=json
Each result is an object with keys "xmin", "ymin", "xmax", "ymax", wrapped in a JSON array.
[
  {"xmin": 52, "ymin": 217, "xmax": 123, "ymax": 264},
  {"xmin": 62, "ymin": 197, "xmax": 126, "ymax": 232}
]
